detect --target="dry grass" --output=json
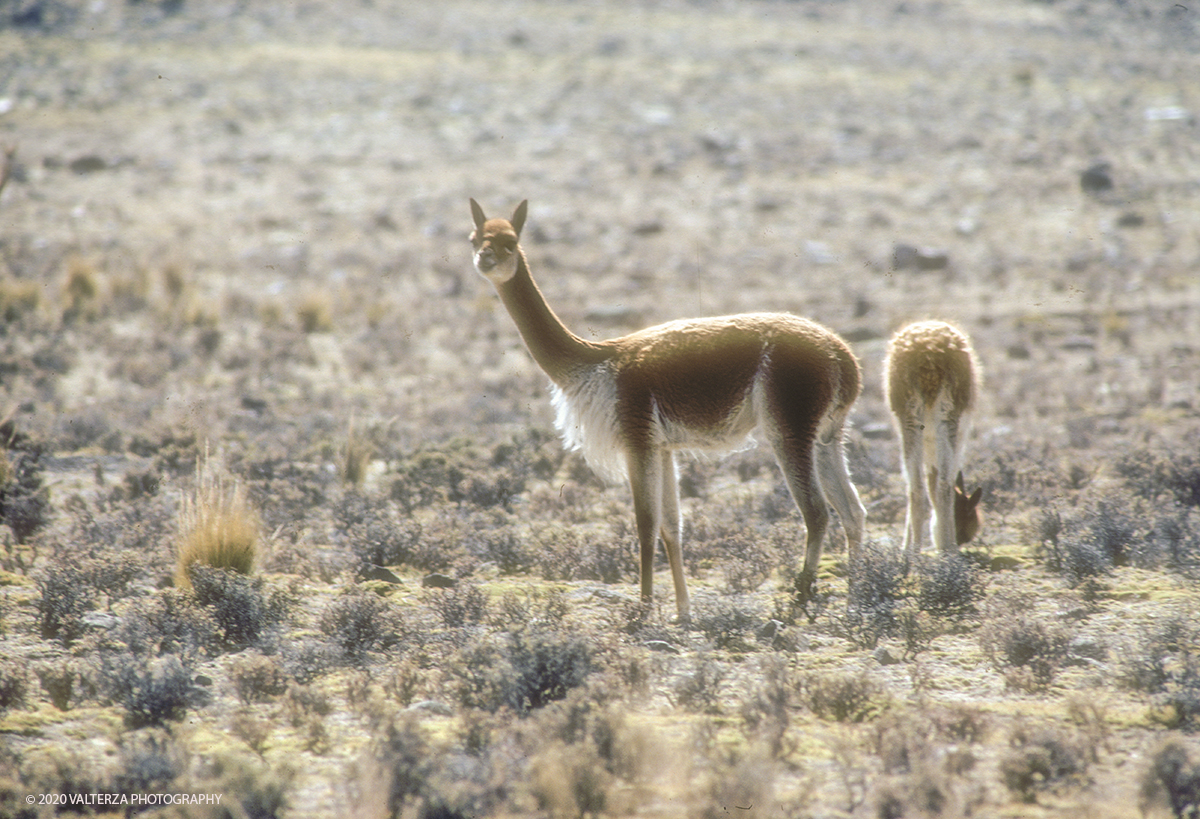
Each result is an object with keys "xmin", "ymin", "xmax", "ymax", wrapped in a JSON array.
[{"xmin": 174, "ymin": 451, "xmax": 261, "ymax": 589}]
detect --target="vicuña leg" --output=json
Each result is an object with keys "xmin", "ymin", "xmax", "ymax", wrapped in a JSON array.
[
  {"xmin": 815, "ymin": 429, "xmax": 866, "ymax": 565},
  {"xmin": 658, "ymin": 450, "xmax": 689, "ymax": 619},
  {"xmin": 932, "ymin": 412, "xmax": 964, "ymax": 553},
  {"xmin": 899, "ymin": 414, "xmax": 931, "ymax": 564}
]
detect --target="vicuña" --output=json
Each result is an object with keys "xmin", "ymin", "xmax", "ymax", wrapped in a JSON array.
[
  {"xmin": 470, "ymin": 199, "xmax": 865, "ymax": 618},
  {"xmin": 884, "ymin": 320, "xmax": 983, "ymax": 560}
]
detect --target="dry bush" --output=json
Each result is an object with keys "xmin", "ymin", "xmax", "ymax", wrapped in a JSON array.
[
  {"xmin": 980, "ymin": 594, "xmax": 1073, "ymax": 692},
  {"xmin": 0, "ymin": 661, "xmax": 28, "ymax": 711},
  {"xmin": 1140, "ymin": 738, "xmax": 1200, "ymax": 819},
  {"xmin": 1001, "ymin": 722, "xmax": 1093, "ymax": 803},
  {"xmin": 448, "ymin": 626, "xmax": 596, "ymax": 714},
  {"xmin": 1121, "ymin": 614, "xmax": 1200, "ymax": 731},
  {"xmin": 188, "ymin": 566, "xmax": 291, "ymax": 652},
  {"xmin": 319, "ymin": 588, "xmax": 403, "ymax": 660},
  {"xmin": 0, "ymin": 276, "xmax": 41, "ymax": 324},
  {"xmin": 916, "ymin": 552, "xmax": 985, "ymax": 617},
  {"xmin": 428, "ymin": 583, "xmax": 490, "ymax": 629},
  {"xmin": 104, "ymin": 653, "xmax": 197, "ymax": 728},
  {"xmin": 533, "ymin": 522, "xmax": 629, "ymax": 585},
  {"xmin": 175, "ymin": 456, "xmax": 260, "ymax": 589},
  {"xmin": 693, "ymin": 600, "xmax": 761, "ymax": 652},
  {"xmin": 230, "ymin": 652, "xmax": 289, "ymax": 704},
  {"xmin": 0, "ymin": 423, "xmax": 49, "ymax": 546},
  {"xmin": 673, "ymin": 656, "xmax": 728, "ymax": 715},
  {"xmin": 118, "ymin": 589, "xmax": 218, "ymax": 660},
  {"xmin": 800, "ymin": 668, "xmax": 890, "ymax": 723}
]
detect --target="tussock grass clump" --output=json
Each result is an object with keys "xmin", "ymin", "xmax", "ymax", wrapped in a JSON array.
[
  {"xmin": 296, "ymin": 293, "xmax": 334, "ymax": 333},
  {"xmin": 61, "ymin": 255, "xmax": 103, "ymax": 322},
  {"xmin": 340, "ymin": 422, "xmax": 373, "ymax": 488},
  {"xmin": 0, "ymin": 276, "xmax": 41, "ymax": 324},
  {"xmin": 175, "ymin": 456, "xmax": 260, "ymax": 589}
]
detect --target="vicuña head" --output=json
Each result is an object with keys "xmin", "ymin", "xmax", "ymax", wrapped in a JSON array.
[
  {"xmin": 470, "ymin": 198, "xmax": 866, "ymax": 619},
  {"xmin": 954, "ymin": 470, "xmax": 983, "ymax": 546},
  {"xmin": 884, "ymin": 319, "xmax": 982, "ymax": 559}
]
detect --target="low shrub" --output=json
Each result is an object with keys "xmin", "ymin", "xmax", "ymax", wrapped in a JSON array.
[
  {"xmin": 916, "ymin": 553, "xmax": 984, "ymax": 616},
  {"xmin": 1140, "ymin": 738, "xmax": 1200, "ymax": 819},
  {"xmin": 1000, "ymin": 724, "xmax": 1091, "ymax": 803},
  {"xmin": 979, "ymin": 595, "xmax": 1072, "ymax": 691},
  {"xmin": 319, "ymin": 589, "xmax": 402, "ymax": 660},
  {"xmin": 230, "ymin": 652, "xmax": 289, "ymax": 704},
  {"xmin": 429, "ymin": 584, "xmax": 490, "ymax": 629},
  {"xmin": 105, "ymin": 653, "xmax": 197, "ymax": 728},
  {"xmin": 1120, "ymin": 614, "xmax": 1200, "ymax": 730},
  {"xmin": 673, "ymin": 657, "xmax": 727, "ymax": 715},
  {"xmin": 448, "ymin": 627, "xmax": 595, "ymax": 714},
  {"xmin": 189, "ymin": 566, "xmax": 290, "ymax": 651},
  {"xmin": 800, "ymin": 669, "xmax": 889, "ymax": 723}
]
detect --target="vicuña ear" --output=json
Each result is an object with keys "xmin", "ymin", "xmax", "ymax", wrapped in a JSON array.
[
  {"xmin": 469, "ymin": 198, "xmax": 487, "ymax": 231},
  {"xmin": 955, "ymin": 471, "xmax": 966, "ymax": 492},
  {"xmin": 511, "ymin": 200, "xmax": 528, "ymax": 236},
  {"xmin": 969, "ymin": 486, "xmax": 982, "ymax": 506}
]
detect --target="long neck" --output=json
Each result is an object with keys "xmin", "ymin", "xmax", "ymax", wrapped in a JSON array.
[{"xmin": 493, "ymin": 250, "xmax": 606, "ymax": 385}]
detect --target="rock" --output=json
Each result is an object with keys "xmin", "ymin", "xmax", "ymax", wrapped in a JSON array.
[
  {"xmin": 1080, "ymin": 162, "xmax": 1113, "ymax": 194},
  {"xmin": 642, "ymin": 640, "xmax": 680, "ymax": 654},
  {"xmin": 421, "ymin": 573, "xmax": 456, "ymax": 589},
  {"xmin": 873, "ymin": 646, "xmax": 902, "ymax": 666},
  {"xmin": 359, "ymin": 565, "xmax": 403, "ymax": 584},
  {"xmin": 69, "ymin": 155, "xmax": 108, "ymax": 174},
  {"xmin": 892, "ymin": 243, "xmax": 949, "ymax": 271},
  {"xmin": 757, "ymin": 619, "xmax": 784, "ymax": 643}
]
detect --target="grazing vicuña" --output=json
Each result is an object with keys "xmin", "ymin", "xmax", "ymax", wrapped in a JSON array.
[{"xmin": 884, "ymin": 320, "xmax": 982, "ymax": 559}]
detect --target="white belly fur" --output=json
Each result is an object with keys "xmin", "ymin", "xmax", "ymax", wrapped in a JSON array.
[{"xmin": 551, "ymin": 364, "xmax": 762, "ymax": 485}]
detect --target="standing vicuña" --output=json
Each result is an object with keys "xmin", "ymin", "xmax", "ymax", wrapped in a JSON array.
[
  {"xmin": 470, "ymin": 199, "xmax": 865, "ymax": 618},
  {"xmin": 884, "ymin": 320, "xmax": 982, "ymax": 560}
]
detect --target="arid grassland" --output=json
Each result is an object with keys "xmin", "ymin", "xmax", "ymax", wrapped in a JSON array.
[{"xmin": 1, "ymin": 1, "xmax": 1199, "ymax": 816}]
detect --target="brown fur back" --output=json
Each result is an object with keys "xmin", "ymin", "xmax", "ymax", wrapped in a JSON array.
[{"xmin": 885, "ymin": 320, "xmax": 977, "ymax": 416}]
